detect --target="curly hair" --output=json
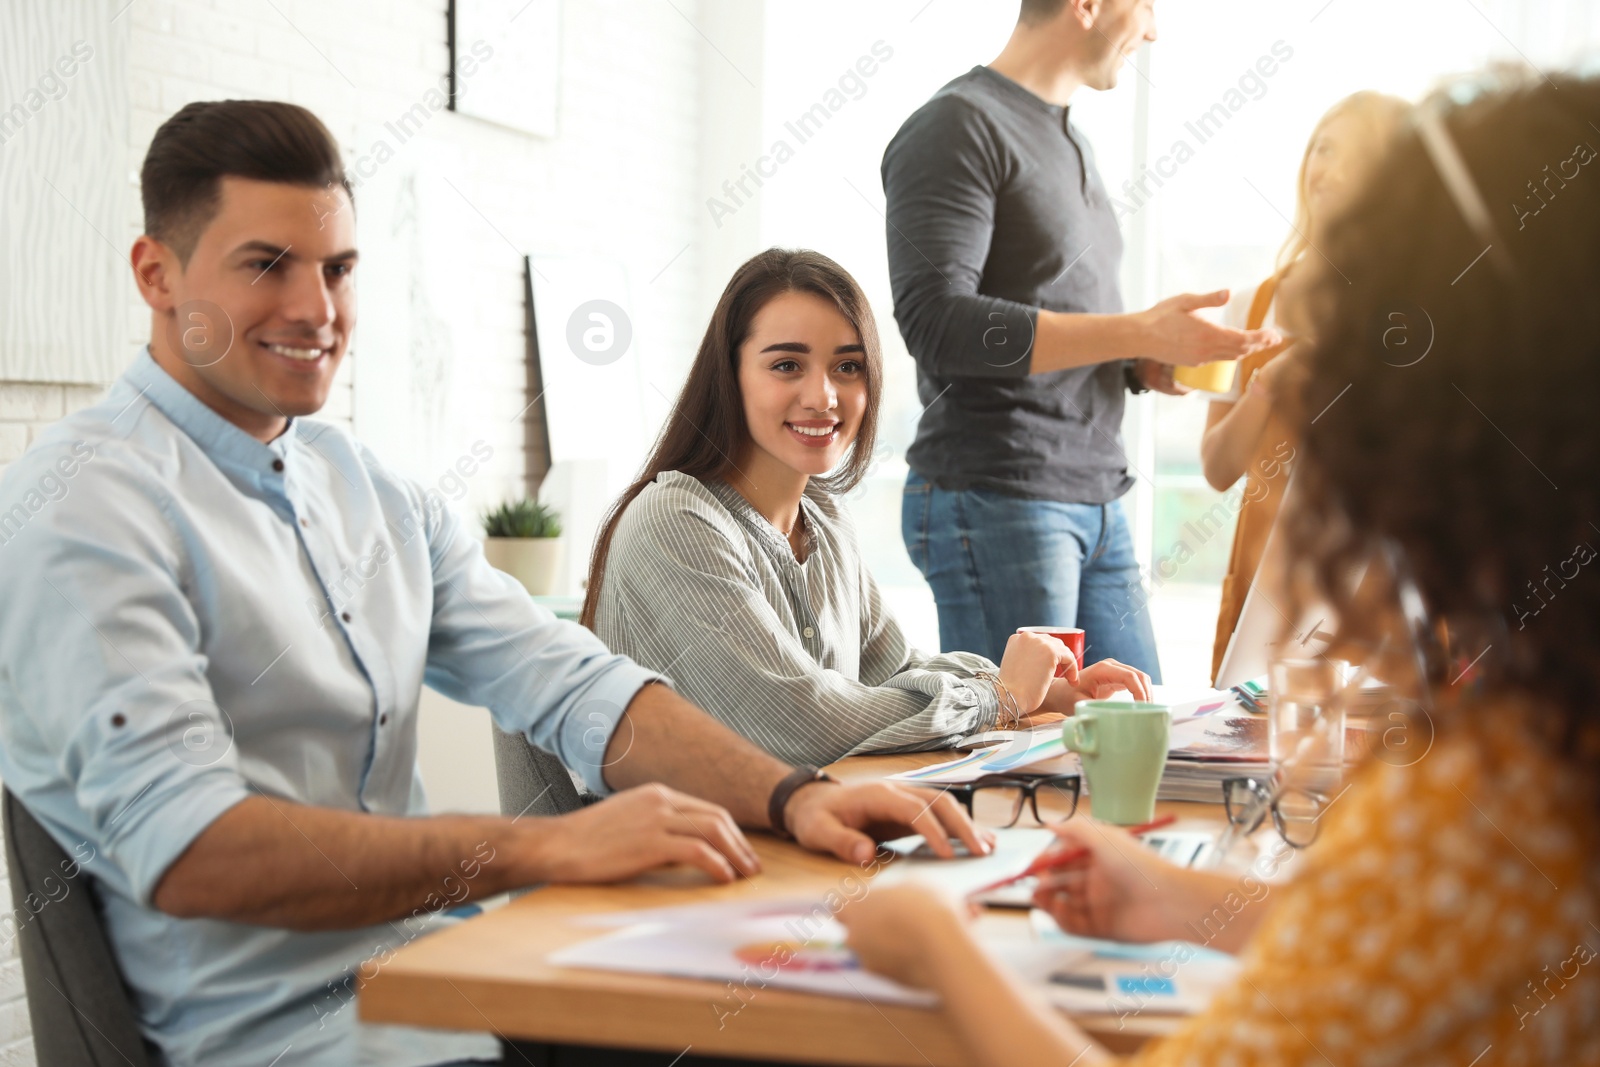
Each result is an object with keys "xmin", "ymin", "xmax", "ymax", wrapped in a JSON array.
[{"xmin": 1283, "ymin": 71, "xmax": 1600, "ymax": 738}]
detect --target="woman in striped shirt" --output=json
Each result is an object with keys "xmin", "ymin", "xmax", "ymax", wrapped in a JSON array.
[{"xmin": 581, "ymin": 248, "xmax": 1148, "ymax": 766}]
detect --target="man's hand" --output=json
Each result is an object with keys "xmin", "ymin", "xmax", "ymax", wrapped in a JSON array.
[
  {"xmin": 783, "ymin": 780, "xmax": 993, "ymax": 865},
  {"xmin": 530, "ymin": 784, "xmax": 761, "ymax": 885},
  {"xmin": 1137, "ymin": 290, "xmax": 1280, "ymax": 367},
  {"xmin": 1133, "ymin": 358, "xmax": 1190, "ymax": 396}
]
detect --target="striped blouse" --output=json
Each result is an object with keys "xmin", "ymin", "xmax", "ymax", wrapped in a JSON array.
[{"xmin": 592, "ymin": 471, "xmax": 1002, "ymax": 766}]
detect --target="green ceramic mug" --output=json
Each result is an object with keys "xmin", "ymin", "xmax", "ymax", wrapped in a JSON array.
[{"xmin": 1063, "ymin": 701, "xmax": 1171, "ymax": 825}]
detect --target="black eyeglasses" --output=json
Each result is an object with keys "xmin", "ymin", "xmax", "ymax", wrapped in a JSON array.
[
  {"xmin": 940, "ymin": 773, "xmax": 1081, "ymax": 828},
  {"xmin": 1222, "ymin": 776, "xmax": 1329, "ymax": 849}
]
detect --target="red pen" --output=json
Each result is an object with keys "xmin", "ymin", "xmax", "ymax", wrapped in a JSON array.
[{"xmin": 966, "ymin": 814, "xmax": 1178, "ymax": 898}]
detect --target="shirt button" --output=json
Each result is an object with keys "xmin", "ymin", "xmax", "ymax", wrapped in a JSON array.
[
  {"xmin": 378, "ymin": 713, "xmax": 389, "ymax": 726},
  {"xmin": 299, "ymin": 517, "xmax": 309, "ymax": 528},
  {"xmin": 272, "ymin": 459, "xmax": 284, "ymax": 472},
  {"xmin": 341, "ymin": 611, "xmax": 352, "ymax": 623},
  {"xmin": 802, "ymin": 626, "xmax": 815, "ymax": 639}
]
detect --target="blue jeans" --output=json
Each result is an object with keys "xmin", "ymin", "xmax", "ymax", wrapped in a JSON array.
[{"xmin": 901, "ymin": 471, "xmax": 1162, "ymax": 681}]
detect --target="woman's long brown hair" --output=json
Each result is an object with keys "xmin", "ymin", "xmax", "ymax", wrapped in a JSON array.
[{"xmin": 579, "ymin": 248, "xmax": 883, "ymax": 628}]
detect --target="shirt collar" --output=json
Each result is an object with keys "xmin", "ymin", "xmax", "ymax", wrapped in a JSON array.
[
  {"xmin": 123, "ymin": 347, "xmax": 295, "ymax": 476},
  {"xmin": 973, "ymin": 65, "xmax": 1068, "ymax": 121},
  {"xmin": 699, "ymin": 474, "xmax": 825, "ymax": 566}
]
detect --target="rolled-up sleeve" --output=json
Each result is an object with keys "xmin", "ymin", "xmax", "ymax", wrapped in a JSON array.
[
  {"xmin": 0, "ymin": 464, "xmax": 251, "ymax": 906},
  {"xmin": 420, "ymin": 498, "xmax": 662, "ymax": 794},
  {"xmin": 882, "ymin": 94, "xmax": 1038, "ymax": 381}
]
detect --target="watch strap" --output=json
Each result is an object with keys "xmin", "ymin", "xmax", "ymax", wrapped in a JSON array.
[{"xmin": 767, "ymin": 766, "xmax": 838, "ymax": 838}]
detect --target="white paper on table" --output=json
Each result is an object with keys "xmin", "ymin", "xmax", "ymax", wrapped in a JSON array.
[
  {"xmin": 548, "ymin": 902, "xmax": 936, "ymax": 1007},
  {"xmin": 876, "ymin": 827, "xmax": 1057, "ymax": 906},
  {"xmin": 886, "ymin": 736, "xmax": 1081, "ymax": 785},
  {"xmin": 1005, "ymin": 911, "xmax": 1241, "ymax": 1016},
  {"xmin": 876, "ymin": 827, "xmax": 1220, "ymax": 908}
]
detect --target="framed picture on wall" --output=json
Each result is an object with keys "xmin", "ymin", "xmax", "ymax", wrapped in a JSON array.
[{"xmin": 448, "ymin": 0, "xmax": 561, "ymax": 138}]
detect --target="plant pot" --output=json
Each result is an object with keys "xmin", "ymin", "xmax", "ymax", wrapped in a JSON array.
[{"xmin": 483, "ymin": 537, "xmax": 565, "ymax": 597}]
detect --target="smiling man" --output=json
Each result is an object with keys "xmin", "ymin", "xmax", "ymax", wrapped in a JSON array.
[
  {"xmin": 0, "ymin": 101, "xmax": 982, "ymax": 1067},
  {"xmin": 884, "ymin": 0, "xmax": 1280, "ymax": 678}
]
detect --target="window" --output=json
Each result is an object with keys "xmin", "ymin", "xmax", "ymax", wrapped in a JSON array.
[{"xmin": 751, "ymin": 0, "xmax": 1596, "ymax": 672}]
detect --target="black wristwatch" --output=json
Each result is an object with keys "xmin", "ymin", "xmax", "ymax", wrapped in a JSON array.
[
  {"xmin": 767, "ymin": 766, "xmax": 839, "ymax": 838},
  {"xmin": 1123, "ymin": 360, "xmax": 1149, "ymax": 395}
]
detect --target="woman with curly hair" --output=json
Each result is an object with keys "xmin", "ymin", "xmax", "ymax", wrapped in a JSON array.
[{"xmin": 839, "ymin": 71, "xmax": 1600, "ymax": 1065}]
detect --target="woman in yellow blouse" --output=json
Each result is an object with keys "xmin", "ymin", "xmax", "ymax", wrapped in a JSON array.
[
  {"xmin": 839, "ymin": 70, "xmax": 1600, "ymax": 1066},
  {"xmin": 1202, "ymin": 91, "xmax": 1406, "ymax": 682}
]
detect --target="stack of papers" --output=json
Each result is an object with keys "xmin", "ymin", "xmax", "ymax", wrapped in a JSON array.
[
  {"xmin": 1160, "ymin": 702, "xmax": 1272, "ymax": 803},
  {"xmin": 901, "ymin": 691, "xmax": 1263, "ymax": 803},
  {"xmin": 887, "ymin": 730, "xmax": 1080, "ymax": 785}
]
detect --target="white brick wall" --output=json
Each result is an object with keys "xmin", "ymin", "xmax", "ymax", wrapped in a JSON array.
[
  {"xmin": 0, "ymin": 0, "xmax": 721, "ymax": 1055},
  {"xmin": 0, "ymin": 384, "xmax": 106, "ymax": 479}
]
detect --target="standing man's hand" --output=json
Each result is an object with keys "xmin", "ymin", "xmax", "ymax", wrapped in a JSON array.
[
  {"xmin": 1137, "ymin": 290, "xmax": 1281, "ymax": 366},
  {"xmin": 783, "ymin": 780, "xmax": 994, "ymax": 865}
]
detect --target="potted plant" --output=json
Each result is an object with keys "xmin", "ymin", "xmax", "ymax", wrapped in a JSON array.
[{"xmin": 481, "ymin": 497, "xmax": 564, "ymax": 596}]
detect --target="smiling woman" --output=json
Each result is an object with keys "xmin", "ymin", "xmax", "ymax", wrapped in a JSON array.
[{"xmin": 577, "ymin": 248, "xmax": 1147, "ymax": 767}]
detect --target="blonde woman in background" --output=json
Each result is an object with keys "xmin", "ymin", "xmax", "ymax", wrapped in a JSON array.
[{"xmin": 1203, "ymin": 91, "xmax": 1409, "ymax": 682}]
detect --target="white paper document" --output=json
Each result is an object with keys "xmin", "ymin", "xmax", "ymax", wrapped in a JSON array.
[{"xmin": 548, "ymin": 899, "xmax": 936, "ymax": 1007}]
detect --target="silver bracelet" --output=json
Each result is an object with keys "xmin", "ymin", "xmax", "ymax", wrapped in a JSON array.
[{"xmin": 977, "ymin": 671, "xmax": 1022, "ymax": 729}]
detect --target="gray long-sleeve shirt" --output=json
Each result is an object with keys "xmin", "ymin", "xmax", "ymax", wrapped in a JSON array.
[
  {"xmin": 592, "ymin": 471, "xmax": 1002, "ymax": 766},
  {"xmin": 882, "ymin": 65, "xmax": 1135, "ymax": 504}
]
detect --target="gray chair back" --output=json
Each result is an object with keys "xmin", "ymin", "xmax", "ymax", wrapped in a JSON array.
[
  {"xmin": 2, "ymin": 790, "xmax": 153, "ymax": 1067},
  {"xmin": 490, "ymin": 730, "xmax": 589, "ymax": 818}
]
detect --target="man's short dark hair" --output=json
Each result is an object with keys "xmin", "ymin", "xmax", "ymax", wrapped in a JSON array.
[
  {"xmin": 140, "ymin": 100, "xmax": 352, "ymax": 263},
  {"xmin": 1019, "ymin": 0, "xmax": 1069, "ymax": 23}
]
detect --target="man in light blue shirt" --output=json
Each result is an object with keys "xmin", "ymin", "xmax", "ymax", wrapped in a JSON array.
[{"xmin": 0, "ymin": 100, "xmax": 983, "ymax": 1067}]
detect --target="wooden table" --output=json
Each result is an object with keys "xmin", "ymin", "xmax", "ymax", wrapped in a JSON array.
[{"xmin": 359, "ymin": 751, "xmax": 1233, "ymax": 1064}]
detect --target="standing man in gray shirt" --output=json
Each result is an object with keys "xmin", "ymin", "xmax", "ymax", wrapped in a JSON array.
[{"xmin": 883, "ymin": 0, "xmax": 1277, "ymax": 678}]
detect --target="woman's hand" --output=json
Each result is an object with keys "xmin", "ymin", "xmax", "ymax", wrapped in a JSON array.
[
  {"xmin": 1035, "ymin": 658, "xmax": 1152, "ymax": 714},
  {"xmin": 1247, "ymin": 341, "xmax": 1305, "ymax": 403},
  {"xmin": 837, "ymin": 883, "xmax": 973, "ymax": 990},
  {"xmin": 1031, "ymin": 820, "xmax": 1215, "ymax": 945},
  {"xmin": 997, "ymin": 630, "xmax": 1077, "ymax": 715},
  {"xmin": 1074, "ymin": 658, "xmax": 1152, "ymax": 702},
  {"xmin": 843, "ymin": 881, "xmax": 1119, "ymax": 1067}
]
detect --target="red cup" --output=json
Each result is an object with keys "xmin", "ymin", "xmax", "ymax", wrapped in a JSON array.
[{"xmin": 1017, "ymin": 626, "xmax": 1085, "ymax": 677}]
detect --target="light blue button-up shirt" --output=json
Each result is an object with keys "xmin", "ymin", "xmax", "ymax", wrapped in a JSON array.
[{"xmin": 0, "ymin": 350, "xmax": 661, "ymax": 1066}]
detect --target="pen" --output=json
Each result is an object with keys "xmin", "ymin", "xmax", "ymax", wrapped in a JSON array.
[{"xmin": 966, "ymin": 814, "xmax": 1179, "ymax": 899}]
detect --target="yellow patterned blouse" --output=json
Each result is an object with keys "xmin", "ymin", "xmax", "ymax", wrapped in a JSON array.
[{"xmin": 1126, "ymin": 702, "xmax": 1600, "ymax": 1066}]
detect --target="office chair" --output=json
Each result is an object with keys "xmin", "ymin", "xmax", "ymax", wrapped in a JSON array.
[
  {"xmin": 2, "ymin": 790, "xmax": 153, "ymax": 1067},
  {"xmin": 490, "ymin": 730, "xmax": 590, "ymax": 819}
]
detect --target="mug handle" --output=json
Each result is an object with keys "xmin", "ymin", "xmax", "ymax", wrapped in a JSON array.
[{"xmin": 1065, "ymin": 717, "xmax": 1097, "ymax": 757}]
